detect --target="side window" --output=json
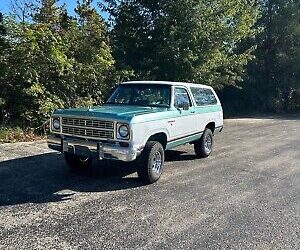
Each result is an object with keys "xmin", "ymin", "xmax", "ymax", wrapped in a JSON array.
[
  {"xmin": 174, "ymin": 87, "xmax": 192, "ymax": 108},
  {"xmin": 190, "ymin": 87, "xmax": 217, "ymax": 106}
]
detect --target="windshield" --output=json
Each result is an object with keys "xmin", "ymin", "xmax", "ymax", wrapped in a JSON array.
[{"xmin": 106, "ymin": 84, "xmax": 171, "ymax": 107}]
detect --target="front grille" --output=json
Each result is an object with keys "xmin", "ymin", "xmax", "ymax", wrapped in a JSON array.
[
  {"xmin": 61, "ymin": 117, "xmax": 114, "ymax": 140},
  {"xmin": 62, "ymin": 117, "xmax": 113, "ymax": 130},
  {"xmin": 62, "ymin": 126, "xmax": 114, "ymax": 139}
]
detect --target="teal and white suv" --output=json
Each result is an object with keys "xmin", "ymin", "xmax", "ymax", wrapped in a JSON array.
[{"xmin": 48, "ymin": 81, "xmax": 223, "ymax": 183}]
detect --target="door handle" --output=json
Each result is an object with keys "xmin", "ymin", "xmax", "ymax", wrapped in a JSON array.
[{"xmin": 191, "ymin": 111, "xmax": 195, "ymax": 114}]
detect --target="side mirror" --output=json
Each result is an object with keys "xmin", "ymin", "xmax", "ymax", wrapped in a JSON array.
[{"xmin": 177, "ymin": 102, "xmax": 190, "ymax": 111}]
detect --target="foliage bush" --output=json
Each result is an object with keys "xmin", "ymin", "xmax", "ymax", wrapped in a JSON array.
[{"xmin": 0, "ymin": 126, "xmax": 41, "ymax": 143}]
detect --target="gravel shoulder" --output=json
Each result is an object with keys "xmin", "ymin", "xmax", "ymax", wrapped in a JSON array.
[{"xmin": 0, "ymin": 116, "xmax": 299, "ymax": 249}]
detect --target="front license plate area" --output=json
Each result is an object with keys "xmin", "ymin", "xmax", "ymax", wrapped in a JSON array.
[{"xmin": 74, "ymin": 145, "xmax": 91, "ymax": 157}]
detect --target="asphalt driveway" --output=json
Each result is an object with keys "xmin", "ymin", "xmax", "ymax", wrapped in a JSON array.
[{"xmin": 0, "ymin": 116, "xmax": 299, "ymax": 249}]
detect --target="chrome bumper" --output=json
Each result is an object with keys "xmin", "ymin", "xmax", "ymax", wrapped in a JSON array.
[{"xmin": 47, "ymin": 135, "xmax": 142, "ymax": 162}]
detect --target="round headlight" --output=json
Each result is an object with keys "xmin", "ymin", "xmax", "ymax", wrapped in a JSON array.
[
  {"xmin": 52, "ymin": 118, "xmax": 60, "ymax": 130},
  {"xmin": 118, "ymin": 125, "xmax": 129, "ymax": 138}
]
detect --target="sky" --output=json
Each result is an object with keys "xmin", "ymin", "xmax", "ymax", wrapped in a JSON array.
[{"xmin": 0, "ymin": 0, "xmax": 108, "ymax": 18}]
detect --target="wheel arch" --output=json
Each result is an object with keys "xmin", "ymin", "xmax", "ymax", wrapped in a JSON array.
[
  {"xmin": 205, "ymin": 121, "xmax": 216, "ymax": 134},
  {"xmin": 147, "ymin": 132, "xmax": 168, "ymax": 149}
]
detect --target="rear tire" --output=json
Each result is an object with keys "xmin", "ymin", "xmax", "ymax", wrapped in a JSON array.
[
  {"xmin": 136, "ymin": 141, "xmax": 165, "ymax": 184},
  {"xmin": 64, "ymin": 152, "xmax": 92, "ymax": 171},
  {"xmin": 194, "ymin": 128, "xmax": 213, "ymax": 158}
]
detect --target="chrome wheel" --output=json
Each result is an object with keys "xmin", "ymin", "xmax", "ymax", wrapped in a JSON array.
[
  {"xmin": 137, "ymin": 141, "xmax": 164, "ymax": 183},
  {"xmin": 194, "ymin": 128, "xmax": 213, "ymax": 158},
  {"xmin": 204, "ymin": 134, "xmax": 212, "ymax": 153},
  {"xmin": 152, "ymin": 151, "xmax": 162, "ymax": 174}
]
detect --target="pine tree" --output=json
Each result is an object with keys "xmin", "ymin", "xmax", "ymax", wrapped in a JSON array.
[{"xmin": 34, "ymin": 0, "xmax": 60, "ymax": 26}]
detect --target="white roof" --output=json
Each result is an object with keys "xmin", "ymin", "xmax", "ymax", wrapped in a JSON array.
[{"xmin": 122, "ymin": 81, "xmax": 213, "ymax": 89}]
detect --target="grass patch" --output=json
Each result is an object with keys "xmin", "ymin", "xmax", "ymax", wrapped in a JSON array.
[{"xmin": 0, "ymin": 126, "xmax": 42, "ymax": 143}]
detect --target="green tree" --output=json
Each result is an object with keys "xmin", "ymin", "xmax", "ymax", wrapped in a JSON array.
[
  {"xmin": 241, "ymin": 0, "xmax": 300, "ymax": 112},
  {"xmin": 0, "ymin": 0, "xmax": 115, "ymax": 127},
  {"xmin": 33, "ymin": 0, "xmax": 60, "ymax": 25},
  {"xmin": 71, "ymin": 0, "xmax": 115, "ymax": 103},
  {"xmin": 270, "ymin": 0, "xmax": 300, "ymax": 110},
  {"xmin": 0, "ymin": 12, "xmax": 7, "ymax": 120},
  {"xmin": 105, "ymin": 0, "xmax": 261, "ymax": 89}
]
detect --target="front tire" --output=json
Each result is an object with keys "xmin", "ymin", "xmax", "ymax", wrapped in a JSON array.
[
  {"xmin": 136, "ymin": 141, "xmax": 165, "ymax": 184},
  {"xmin": 64, "ymin": 152, "xmax": 92, "ymax": 171},
  {"xmin": 194, "ymin": 128, "xmax": 213, "ymax": 158}
]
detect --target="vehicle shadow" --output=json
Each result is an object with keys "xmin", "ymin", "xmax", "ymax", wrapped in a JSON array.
[
  {"xmin": 165, "ymin": 150, "xmax": 198, "ymax": 162},
  {"xmin": 0, "ymin": 149, "xmax": 194, "ymax": 206},
  {"xmin": 0, "ymin": 152, "xmax": 141, "ymax": 206}
]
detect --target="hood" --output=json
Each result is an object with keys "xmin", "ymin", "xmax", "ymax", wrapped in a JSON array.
[{"xmin": 53, "ymin": 105, "xmax": 168, "ymax": 121}]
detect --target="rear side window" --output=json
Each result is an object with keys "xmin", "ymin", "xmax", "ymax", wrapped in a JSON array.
[{"xmin": 190, "ymin": 87, "xmax": 217, "ymax": 106}]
